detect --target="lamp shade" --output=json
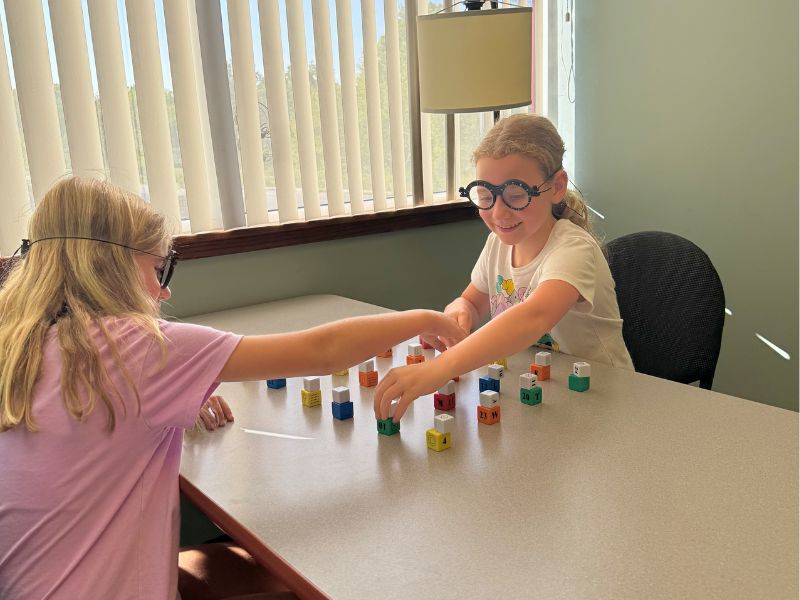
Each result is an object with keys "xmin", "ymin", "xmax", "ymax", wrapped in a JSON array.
[{"xmin": 417, "ymin": 8, "xmax": 533, "ymax": 113}]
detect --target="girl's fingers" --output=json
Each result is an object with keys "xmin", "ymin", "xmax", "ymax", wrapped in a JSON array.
[
  {"xmin": 199, "ymin": 408, "xmax": 215, "ymax": 431},
  {"xmin": 377, "ymin": 381, "xmax": 403, "ymax": 420},
  {"xmin": 213, "ymin": 396, "xmax": 234, "ymax": 423}
]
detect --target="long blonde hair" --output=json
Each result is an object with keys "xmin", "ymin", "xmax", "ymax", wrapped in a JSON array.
[
  {"xmin": 473, "ymin": 113, "xmax": 594, "ymax": 237},
  {"xmin": 0, "ymin": 177, "xmax": 171, "ymax": 432}
]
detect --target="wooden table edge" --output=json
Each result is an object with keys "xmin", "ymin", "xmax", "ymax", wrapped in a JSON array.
[{"xmin": 179, "ymin": 475, "xmax": 330, "ymax": 600}]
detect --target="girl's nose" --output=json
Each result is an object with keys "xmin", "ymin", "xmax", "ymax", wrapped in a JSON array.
[{"xmin": 159, "ymin": 286, "xmax": 172, "ymax": 302}]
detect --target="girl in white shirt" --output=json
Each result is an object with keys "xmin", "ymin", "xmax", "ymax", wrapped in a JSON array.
[{"xmin": 374, "ymin": 114, "xmax": 632, "ymax": 422}]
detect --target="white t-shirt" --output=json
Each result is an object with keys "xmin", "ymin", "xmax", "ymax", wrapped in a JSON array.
[{"xmin": 471, "ymin": 219, "xmax": 634, "ymax": 369}]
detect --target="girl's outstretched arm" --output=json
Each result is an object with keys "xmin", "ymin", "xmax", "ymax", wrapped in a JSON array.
[
  {"xmin": 374, "ymin": 279, "xmax": 579, "ymax": 421},
  {"xmin": 216, "ymin": 309, "xmax": 466, "ymax": 382}
]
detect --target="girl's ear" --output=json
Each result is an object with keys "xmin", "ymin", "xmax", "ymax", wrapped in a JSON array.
[{"xmin": 551, "ymin": 169, "xmax": 568, "ymax": 204}]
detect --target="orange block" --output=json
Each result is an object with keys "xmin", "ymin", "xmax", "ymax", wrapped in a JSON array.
[
  {"xmin": 530, "ymin": 363, "xmax": 551, "ymax": 381},
  {"xmin": 477, "ymin": 404, "xmax": 501, "ymax": 425},
  {"xmin": 377, "ymin": 348, "xmax": 393, "ymax": 358},
  {"xmin": 406, "ymin": 355, "xmax": 425, "ymax": 365},
  {"xmin": 359, "ymin": 371, "xmax": 378, "ymax": 387}
]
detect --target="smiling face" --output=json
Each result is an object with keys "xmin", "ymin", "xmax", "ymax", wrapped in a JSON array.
[{"xmin": 476, "ymin": 153, "xmax": 566, "ymax": 265}]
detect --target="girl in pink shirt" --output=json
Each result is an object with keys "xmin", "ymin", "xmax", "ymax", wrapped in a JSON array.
[{"xmin": 0, "ymin": 177, "xmax": 464, "ymax": 600}]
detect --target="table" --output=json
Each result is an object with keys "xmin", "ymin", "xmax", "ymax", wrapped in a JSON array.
[{"xmin": 180, "ymin": 295, "xmax": 798, "ymax": 600}]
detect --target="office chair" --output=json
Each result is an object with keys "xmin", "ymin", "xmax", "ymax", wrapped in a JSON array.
[{"xmin": 604, "ymin": 231, "xmax": 725, "ymax": 389}]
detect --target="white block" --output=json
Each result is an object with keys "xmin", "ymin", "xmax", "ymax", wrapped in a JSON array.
[
  {"xmin": 573, "ymin": 362, "xmax": 591, "ymax": 377},
  {"xmin": 479, "ymin": 390, "xmax": 500, "ymax": 408},
  {"xmin": 519, "ymin": 373, "xmax": 537, "ymax": 390},
  {"xmin": 434, "ymin": 413, "xmax": 454, "ymax": 433},
  {"xmin": 303, "ymin": 376, "xmax": 320, "ymax": 391},
  {"xmin": 407, "ymin": 342, "xmax": 423, "ymax": 356},
  {"xmin": 332, "ymin": 386, "xmax": 350, "ymax": 404},
  {"xmin": 438, "ymin": 380, "xmax": 456, "ymax": 395},
  {"xmin": 487, "ymin": 364, "xmax": 504, "ymax": 380},
  {"xmin": 535, "ymin": 351, "xmax": 552, "ymax": 366},
  {"xmin": 359, "ymin": 359, "xmax": 376, "ymax": 373},
  {"xmin": 387, "ymin": 400, "xmax": 399, "ymax": 418}
]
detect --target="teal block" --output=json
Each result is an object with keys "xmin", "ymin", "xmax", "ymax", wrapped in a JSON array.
[
  {"xmin": 568, "ymin": 373, "xmax": 590, "ymax": 392},
  {"xmin": 520, "ymin": 386, "xmax": 542, "ymax": 405},
  {"xmin": 377, "ymin": 418, "xmax": 400, "ymax": 436}
]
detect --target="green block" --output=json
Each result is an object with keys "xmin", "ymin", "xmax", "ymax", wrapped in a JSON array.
[
  {"xmin": 520, "ymin": 386, "xmax": 542, "ymax": 405},
  {"xmin": 568, "ymin": 373, "xmax": 590, "ymax": 392},
  {"xmin": 377, "ymin": 418, "xmax": 400, "ymax": 436}
]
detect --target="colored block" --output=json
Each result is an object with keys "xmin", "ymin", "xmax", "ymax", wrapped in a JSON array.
[
  {"xmin": 359, "ymin": 370, "xmax": 378, "ymax": 387},
  {"xmin": 301, "ymin": 389, "xmax": 322, "ymax": 407},
  {"xmin": 377, "ymin": 348, "xmax": 393, "ymax": 358},
  {"xmin": 406, "ymin": 355, "xmax": 425, "ymax": 365},
  {"xmin": 266, "ymin": 378, "xmax": 286, "ymax": 389},
  {"xmin": 519, "ymin": 373, "xmax": 537, "ymax": 390},
  {"xmin": 573, "ymin": 361, "xmax": 591, "ymax": 377},
  {"xmin": 332, "ymin": 386, "xmax": 350, "ymax": 403},
  {"xmin": 568, "ymin": 373, "xmax": 590, "ymax": 392},
  {"xmin": 332, "ymin": 401, "xmax": 354, "ymax": 420},
  {"xmin": 434, "ymin": 392, "xmax": 456, "ymax": 411},
  {"xmin": 419, "ymin": 336, "xmax": 434, "ymax": 350},
  {"xmin": 520, "ymin": 386, "xmax": 542, "ymax": 406},
  {"xmin": 530, "ymin": 363, "xmax": 551, "ymax": 381},
  {"xmin": 489, "ymin": 358, "xmax": 508, "ymax": 368},
  {"xmin": 434, "ymin": 413, "xmax": 454, "ymax": 433},
  {"xmin": 426, "ymin": 428, "xmax": 451, "ymax": 451},
  {"xmin": 377, "ymin": 418, "xmax": 400, "ymax": 436},
  {"xmin": 477, "ymin": 404, "xmax": 501, "ymax": 425},
  {"xmin": 479, "ymin": 376, "xmax": 500, "ymax": 393},
  {"xmin": 332, "ymin": 369, "xmax": 349, "ymax": 376},
  {"xmin": 487, "ymin": 364, "xmax": 505, "ymax": 380},
  {"xmin": 303, "ymin": 376, "xmax": 321, "ymax": 391},
  {"xmin": 479, "ymin": 390, "xmax": 499, "ymax": 408}
]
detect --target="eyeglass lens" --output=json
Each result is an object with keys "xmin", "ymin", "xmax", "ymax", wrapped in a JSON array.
[{"xmin": 467, "ymin": 184, "xmax": 532, "ymax": 210}]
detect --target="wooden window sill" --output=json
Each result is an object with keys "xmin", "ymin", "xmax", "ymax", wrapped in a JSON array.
[{"xmin": 172, "ymin": 201, "xmax": 478, "ymax": 260}]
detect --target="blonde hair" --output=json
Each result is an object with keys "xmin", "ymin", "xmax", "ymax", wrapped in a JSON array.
[
  {"xmin": 0, "ymin": 177, "xmax": 171, "ymax": 432},
  {"xmin": 472, "ymin": 113, "xmax": 594, "ymax": 237}
]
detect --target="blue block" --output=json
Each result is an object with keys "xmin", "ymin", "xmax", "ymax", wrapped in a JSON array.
[
  {"xmin": 266, "ymin": 378, "xmax": 286, "ymax": 389},
  {"xmin": 479, "ymin": 376, "xmax": 500, "ymax": 393},
  {"xmin": 332, "ymin": 401, "xmax": 354, "ymax": 420}
]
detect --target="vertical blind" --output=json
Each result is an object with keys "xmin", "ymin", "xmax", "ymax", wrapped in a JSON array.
[{"xmin": 0, "ymin": 0, "xmax": 559, "ymax": 256}]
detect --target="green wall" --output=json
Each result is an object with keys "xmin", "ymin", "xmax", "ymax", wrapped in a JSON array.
[
  {"xmin": 575, "ymin": 0, "xmax": 798, "ymax": 410},
  {"xmin": 166, "ymin": 218, "xmax": 487, "ymax": 318}
]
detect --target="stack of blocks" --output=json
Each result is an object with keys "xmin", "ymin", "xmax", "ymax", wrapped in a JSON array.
[
  {"xmin": 433, "ymin": 380, "xmax": 456, "ymax": 411},
  {"xmin": 479, "ymin": 363, "xmax": 504, "ymax": 393},
  {"xmin": 530, "ymin": 351, "xmax": 551, "ymax": 380},
  {"xmin": 266, "ymin": 378, "xmax": 286, "ymax": 389},
  {"xmin": 331, "ymin": 386, "xmax": 353, "ymax": 420},
  {"xmin": 568, "ymin": 362, "xmax": 591, "ymax": 392},
  {"xmin": 406, "ymin": 343, "xmax": 425, "ymax": 365},
  {"xmin": 358, "ymin": 359, "xmax": 378, "ymax": 387},
  {"xmin": 477, "ymin": 390, "xmax": 501, "ymax": 425},
  {"xmin": 519, "ymin": 373, "xmax": 542, "ymax": 405},
  {"xmin": 301, "ymin": 377, "xmax": 321, "ymax": 407},
  {"xmin": 426, "ymin": 413, "xmax": 453, "ymax": 451},
  {"xmin": 377, "ymin": 401, "xmax": 400, "ymax": 436}
]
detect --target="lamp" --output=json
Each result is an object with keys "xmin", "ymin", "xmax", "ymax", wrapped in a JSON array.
[{"xmin": 417, "ymin": 3, "xmax": 533, "ymax": 116}]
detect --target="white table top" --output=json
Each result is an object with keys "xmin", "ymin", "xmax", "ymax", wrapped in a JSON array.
[{"xmin": 181, "ymin": 295, "xmax": 798, "ymax": 600}]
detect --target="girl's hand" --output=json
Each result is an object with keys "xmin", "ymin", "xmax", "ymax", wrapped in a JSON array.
[
  {"xmin": 374, "ymin": 360, "xmax": 451, "ymax": 422},
  {"xmin": 444, "ymin": 297, "xmax": 478, "ymax": 336},
  {"xmin": 419, "ymin": 310, "xmax": 468, "ymax": 352},
  {"xmin": 198, "ymin": 395, "xmax": 234, "ymax": 431}
]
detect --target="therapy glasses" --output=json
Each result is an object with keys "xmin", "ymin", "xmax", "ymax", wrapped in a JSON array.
[{"xmin": 459, "ymin": 168, "xmax": 561, "ymax": 211}]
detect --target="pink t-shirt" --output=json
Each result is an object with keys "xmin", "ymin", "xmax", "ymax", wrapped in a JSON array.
[{"xmin": 0, "ymin": 318, "xmax": 241, "ymax": 600}]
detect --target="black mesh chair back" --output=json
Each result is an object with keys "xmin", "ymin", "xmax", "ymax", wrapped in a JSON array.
[{"xmin": 604, "ymin": 231, "xmax": 725, "ymax": 389}]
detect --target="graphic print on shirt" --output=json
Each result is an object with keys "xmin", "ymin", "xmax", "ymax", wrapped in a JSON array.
[{"xmin": 491, "ymin": 275, "xmax": 560, "ymax": 352}]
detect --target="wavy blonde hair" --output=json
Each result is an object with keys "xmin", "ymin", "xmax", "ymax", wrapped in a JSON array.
[
  {"xmin": 472, "ymin": 113, "xmax": 595, "ymax": 237},
  {"xmin": 0, "ymin": 177, "xmax": 171, "ymax": 432}
]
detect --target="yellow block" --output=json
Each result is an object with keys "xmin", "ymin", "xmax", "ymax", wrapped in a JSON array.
[
  {"xmin": 426, "ymin": 428, "xmax": 451, "ymax": 452},
  {"xmin": 332, "ymin": 369, "xmax": 349, "ymax": 376},
  {"xmin": 301, "ymin": 389, "xmax": 322, "ymax": 407},
  {"xmin": 489, "ymin": 358, "xmax": 508, "ymax": 368}
]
